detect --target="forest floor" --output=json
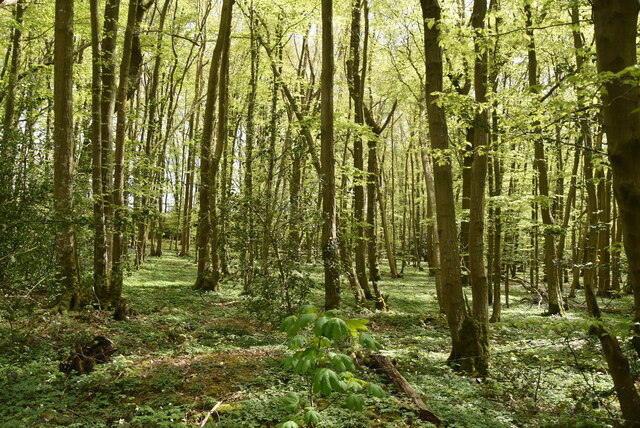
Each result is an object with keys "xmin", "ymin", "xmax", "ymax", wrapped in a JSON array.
[{"xmin": 0, "ymin": 254, "xmax": 637, "ymax": 427}]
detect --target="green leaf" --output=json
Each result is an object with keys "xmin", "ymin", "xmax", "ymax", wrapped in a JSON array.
[
  {"xmin": 345, "ymin": 393, "xmax": 365, "ymax": 411},
  {"xmin": 346, "ymin": 318, "xmax": 369, "ymax": 336},
  {"xmin": 298, "ymin": 304, "xmax": 318, "ymax": 314},
  {"xmin": 331, "ymin": 353, "xmax": 356, "ymax": 372},
  {"xmin": 303, "ymin": 409, "xmax": 321, "ymax": 425},
  {"xmin": 366, "ymin": 383, "xmax": 386, "ymax": 398},
  {"xmin": 281, "ymin": 392, "xmax": 299, "ymax": 413},
  {"xmin": 291, "ymin": 313, "xmax": 317, "ymax": 334},
  {"xmin": 313, "ymin": 368, "xmax": 345, "ymax": 396},
  {"xmin": 324, "ymin": 309, "xmax": 343, "ymax": 318},
  {"xmin": 323, "ymin": 318, "xmax": 349, "ymax": 340},
  {"xmin": 358, "ymin": 332, "xmax": 382, "ymax": 351},
  {"xmin": 279, "ymin": 421, "xmax": 299, "ymax": 428},
  {"xmin": 294, "ymin": 353, "xmax": 316, "ymax": 374},
  {"xmin": 313, "ymin": 316, "xmax": 328, "ymax": 337},
  {"xmin": 280, "ymin": 315, "xmax": 297, "ymax": 332},
  {"xmin": 287, "ymin": 334, "xmax": 307, "ymax": 350}
]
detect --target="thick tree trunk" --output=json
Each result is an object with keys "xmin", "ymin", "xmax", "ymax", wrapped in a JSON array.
[
  {"xmin": 321, "ymin": 0, "xmax": 341, "ymax": 310},
  {"xmin": 591, "ymin": 3, "xmax": 640, "ymax": 424},
  {"xmin": 420, "ymin": 0, "xmax": 483, "ymax": 374},
  {"xmin": 52, "ymin": 0, "xmax": 82, "ymax": 313}
]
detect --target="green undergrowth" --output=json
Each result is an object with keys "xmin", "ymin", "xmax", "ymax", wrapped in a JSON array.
[{"xmin": 0, "ymin": 255, "xmax": 637, "ymax": 427}]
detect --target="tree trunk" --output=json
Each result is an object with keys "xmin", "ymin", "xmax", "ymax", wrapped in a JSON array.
[
  {"xmin": 591, "ymin": 3, "xmax": 640, "ymax": 423},
  {"xmin": 99, "ymin": 0, "xmax": 121, "ymax": 275},
  {"xmin": 89, "ymin": 0, "xmax": 108, "ymax": 305},
  {"xmin": 525, "ymin": 2, "xmax": 563, "ymax": 316},
  {"xmin": 321, "ymin": 0, "xmax": 340, "ymax": 310},
  {"xmin": 467, "ymin": 0, "xmax": 490, "ymax": 372},
  {"xmin": 0, "ymin": 0, "xmax": 24, "ymax": 202},
  {"xmin": 52, "ymin": 0, "xmax": 82, "ymax": 313},
  {"xmin": 110, "ymin": 0, "xmax": 141, "ymax": 309},
  {"xmin": 420, "ymin": 0, "xmax": 483, "ymax": 375},
  {"xmin": 346, "ymin": 0, "xmax": 371, "ymax": 299},
  {"xmin": 193, "ymin": 0, "xmax": 233, "ymax": 290}
]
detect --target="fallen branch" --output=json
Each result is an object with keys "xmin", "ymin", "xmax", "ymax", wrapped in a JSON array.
[
  {"xmin": 366, "ymin": 353, "xmax": 441, "ymax": 427},
  {"xmin": 199, "ymin": 401, "xmax": 223, "ymax": 427}
]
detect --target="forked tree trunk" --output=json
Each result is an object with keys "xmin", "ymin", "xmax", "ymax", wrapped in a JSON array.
[{"xmin": 194, "ymin": 0, "xmax": 233, "ymax": 290}]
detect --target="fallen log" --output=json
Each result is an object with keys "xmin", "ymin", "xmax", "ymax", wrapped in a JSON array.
[{"xmin": 367, "ymin": 353, "xmax": 441, "ymax": 427}]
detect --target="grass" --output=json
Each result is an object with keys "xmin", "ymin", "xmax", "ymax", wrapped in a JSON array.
[{"xmin": 0, "ymin": 254, "xmax": 637, "ymax": 427}]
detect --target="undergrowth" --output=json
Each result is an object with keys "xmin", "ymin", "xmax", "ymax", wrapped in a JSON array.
[{"xmin": 0, "ymin": 254, "xmax": 636, "ymax": 427}]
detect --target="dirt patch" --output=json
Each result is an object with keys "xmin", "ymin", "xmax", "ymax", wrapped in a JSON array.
[{"xmin": 131, "ymin": 348, "xmax": 281, "ymax": 404}]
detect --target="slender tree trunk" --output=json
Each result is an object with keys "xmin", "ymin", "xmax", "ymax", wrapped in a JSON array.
[
  {"xmin": 100, "ymin": 0, "xmax": 122, "ymax": 275},
  {"xmin": 89, "ymin": 0, "xmax": 108, "ymax": 304},
  {"xmin": 110, "ymin": 0, "xmax": 141, "ymax": 314},
  {"xmin": 526, "ymin": 2, "xmax": 563, "ymax": 316},
  {"xmin": 321, "ymin": 0, "xmax": 340, "ymax": 310},
  {"xmin": 194, "ymin": 0, "xmax": 233, "ymax": 290},
  {"xmin": 52, "ymin": 0, "xmax": 82, "ymax": 313},
  {"xmin": 467, "ymin": 0, "xmax": 490, "ymax": 371},
  {"xmin": 0, "ymin": 0, "xmax": 24, "ymax": 202},
  {"xmin": 346, "ymin": 0, "xmax": 371, "ymax": 299},
  {"xmin": 243, "ymin": 4, "xmax": 258, "ymax": 283},
  {"xmin": 420, "ymin": 120, "xmax": 443, "ymax": 311}
]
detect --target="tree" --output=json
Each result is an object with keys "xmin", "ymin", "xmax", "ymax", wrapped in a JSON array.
[
  {"xmin": 321, "ymin": 0, "xmax": 340, "ymax": 310},
  {"xmin": 193, "ymin": 0, "xmax": 234, "ymax": 291},
  {"xmin": 592, "ymin": 1, "xmax": 640, "ymax": 423},
  {"xmin": 420, "ymin": 0, "xmax": 486, "ymax": 375},
  {"xmin": 110, "ymin": 0, "xmax": 141, "ymax": 313},
  {"xmin": 52, "ymin": 0, "xmax": 81, "ymax": 313}
]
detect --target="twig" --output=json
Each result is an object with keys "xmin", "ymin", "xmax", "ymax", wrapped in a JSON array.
[{"xmin": 199, "ymin": 401, "xmax": 223, "ymax": 427}]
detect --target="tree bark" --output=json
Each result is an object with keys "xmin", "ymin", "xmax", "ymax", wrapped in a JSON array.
[
  {"xmin": 467, "ymin": 0, "xmax": 490, "ymax": 371},
  {"xmin": 52, "ymin": 0, "xmax": 82, "ymax": 313},
  {"xmin": 194, "ymin": 0, "xmax": 234, "ymax": 290},
  {"xmin": 110, "ymin": 0, "xmax": 141, "ymax": 308},
  {"xmin": 525, "ymin": 2, "xmax": 563, "ymax": 316},
  {"xmin": 89, "ymin": 0, "xmax": 108, "ymax": 304},
  {"xmin": 420, "ymin": 0, "xmax": 483, "ymax": 375},
  {"xmin": 321, "ymin": 0, "xmax": 340, "ymax": 310},
  {"xmin": 591, "ymin": 3, "xmax": 640, "ymax": 423}
]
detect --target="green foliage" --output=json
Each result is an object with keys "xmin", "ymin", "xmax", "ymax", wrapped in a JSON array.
[
  {"xmin": 278, "ymin": 305, "xmax": 385, "ymax": 427},
  {"xmin": 245, "ymin": 265, "xmax": 316, "ymax": 322}
]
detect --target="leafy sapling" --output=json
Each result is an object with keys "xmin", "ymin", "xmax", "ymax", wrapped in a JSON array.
[{"xmin": 277, "ymin": 305, "xmax": 385, "ymax": 427}]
